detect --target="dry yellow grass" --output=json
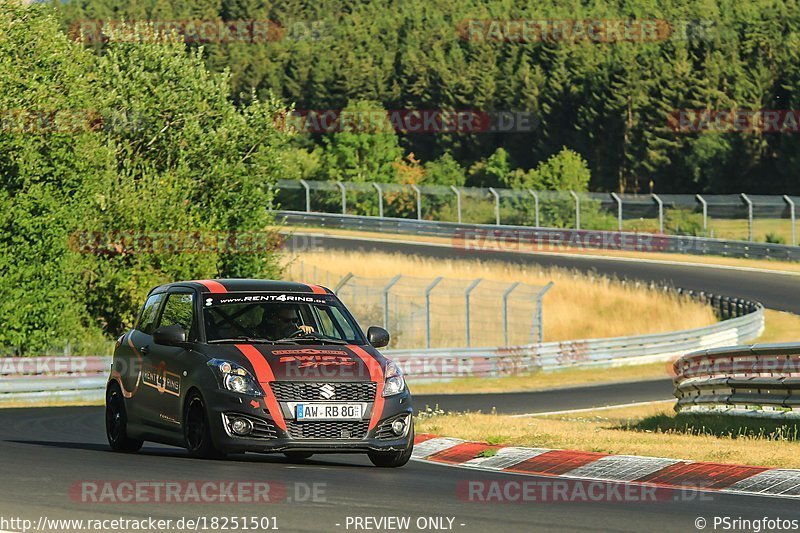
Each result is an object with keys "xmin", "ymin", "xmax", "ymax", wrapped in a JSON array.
[
  {"xmin": 283, "ymin": 250, "xmax": 717, "ymax": 344},
  {"xmin": 415, "ymin": 406, "xmax": 800, "ymax": 468},
  {"xmin": 283, "ymin": 227, "xmax": 800, "ymax": 275}
]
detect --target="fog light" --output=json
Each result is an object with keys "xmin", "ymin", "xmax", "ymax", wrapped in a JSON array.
[
  {"xmin": 391, "ymin": 419, "xmax": 406, "ymax": 436},
  {"xmin": 230, "ymin": 417, "xmax": 253, "ymax": 436}
]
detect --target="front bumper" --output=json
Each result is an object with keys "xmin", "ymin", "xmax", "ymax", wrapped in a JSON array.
[{"xmin": 207, "ymin": 388, "xmax": 413, "ymax": 454}]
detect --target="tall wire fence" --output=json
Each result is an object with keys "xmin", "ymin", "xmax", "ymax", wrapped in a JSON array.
[
  {"xmin": 276, "ymin": 179, "xmax": 800, "ymax": 245},
  {"xmin": 286, "ymin": 261, "xmax": 553, "ymax": 350}
]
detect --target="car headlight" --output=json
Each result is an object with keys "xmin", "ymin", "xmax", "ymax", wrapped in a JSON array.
[
  {"xmin": 207, "ymin": 359, "xmax": 262, "ymax": 396},
  {"xmin": 382, "ymin": 361, "xmax": 406, "ymax": 397}
]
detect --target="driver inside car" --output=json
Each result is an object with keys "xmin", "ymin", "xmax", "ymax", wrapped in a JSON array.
[{"xmin": 258, "ymin": 305, "xmax": 315, "ymax": 340}]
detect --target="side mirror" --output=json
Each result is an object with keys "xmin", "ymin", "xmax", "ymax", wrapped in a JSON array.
[
  {"xmin": 366, "ymin": 326, "xmax": 390, "ymax": 348},
  {"xmin": 153, "ymin": 325, "xmax": 187, "ymax": 346}
]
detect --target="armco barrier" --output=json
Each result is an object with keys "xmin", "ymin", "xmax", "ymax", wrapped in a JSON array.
[
  {"xmin": 673, "ymin": 343, "xmax": 800, "ymax": 418},
  {"xmin": 276, "ymin": 210, "xmax": 800, "ymax": 261},
  {"xmin": 0, "ymin": 294, "xmax": 763, "ymax": 403},
  {"xmin": 0, "ymin": 356, "xmax": 108, "ymax": 406}
]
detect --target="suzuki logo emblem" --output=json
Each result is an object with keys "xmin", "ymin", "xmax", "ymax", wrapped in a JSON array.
[{"xmin": 319, "ymin": 384, "xmax": 335, "ymax": 399}]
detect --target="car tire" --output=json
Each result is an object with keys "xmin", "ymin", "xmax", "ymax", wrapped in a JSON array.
[
  {"xmin": 183, "ymin": 391, "xmax": 226, "ymax": 460},
  {"xmin": 368, "ymin": 426, "xmax": 414, "ymax": 468},
  {"xmin": 105, "ymin": 383, "xmax": 144, "ymax": 453},
  {"xmin": 283, "ymin": 452, "xmax": 314, "ymax": 461}
]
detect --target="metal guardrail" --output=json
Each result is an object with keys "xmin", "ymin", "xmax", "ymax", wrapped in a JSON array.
[
  {"xmin": 0, "ymin": 293, "xmax": 763, "ymax": 402},
  {"xmin": 0, "ymin": 356, "xmax": 108, "ymax": 406},
  {"xmin": 390, "ymin": 295, "xmax": 763, "ymax": 381},
  {"xmin": 277, "ymin": 210, "xmax": 800, "ymax": 262},
  {"xmin": 674, "ymin": 343, "xmax": 800, "ymax": 418}
]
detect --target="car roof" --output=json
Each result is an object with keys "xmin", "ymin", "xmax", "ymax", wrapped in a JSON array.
[{"xmin": 150, "ymin": 279, "xmax": 334, "ymax": 295}]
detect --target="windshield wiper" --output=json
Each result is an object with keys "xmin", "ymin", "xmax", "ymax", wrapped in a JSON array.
[
  {"xmin": 207, "ymin": 336, "xmax": 298, "ymax": 345},
  {"xmin": 273, "ymin": 333, "xmax": 349, "ymax": 345}
]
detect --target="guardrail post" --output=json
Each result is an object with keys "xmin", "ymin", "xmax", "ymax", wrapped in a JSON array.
[
  {"xmin": 424, "ymin": 277, "xmax": 444, "ymax": 348},
  {"xmin": 335, "ymin": 181, "xmax": 347, "ymax": 215},
  {"xmin": 528, "ymin": 190, "xmax": 540, "ymax": 227},
  {"xmin": 741, "ymin": 193, "xmax": 753, "ymax": 242},
  {"xmin": 570, "ymin": 191, "xmax": 580, "ymax": 230},
  {"xmin": 372, "ymin": 182, "xmax": 383, "ymax": 218},
  {"xmin": 652, "ymin": 193, "xmax": 664, "ymax": 233},
  {"xmin": 532, "ymin": 282, "xmax": 554, "ymax": 343},
  {"xmin": 299, "ymin": 179, "xmax": 311, "ymax": 213},
  {"xmin": 502, "ymin": 282, "xmax": 521, "ymax": 346},
  {"xmin": 696, "ymin": 194, "xmax": 708, "ymax": 234},
  {"xmin": 333, "ymin": 272, "xmax": 354, "ymax": 295},
  {"xmin": 465, "ymin": 278, "xmax": 483, "ymax": 347},
  {"xmin": 784, "ymin": 195, "xmax": 796, "ymax": 246},
  {"xmin": 489, "ymin": 187, "xmax": 501, "ymax": 225},
  {"xmin": 450, "ymin": 186, "xmax": 462, "ymax": 223},
  {"xmin": 411, "ymin": 184, "xmax": 422, "ymax": 220},
  {"xmin": 382, "ymin": 275, "xmax": 403, "ymax": 330},
  {"xmin": 610, "ymin": 192, "xmax": 623, "ymax": 232}
]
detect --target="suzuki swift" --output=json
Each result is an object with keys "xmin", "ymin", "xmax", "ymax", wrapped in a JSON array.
[{"xmin": 105, "ymin": 279, "xmax": 414, "ymax": 467}]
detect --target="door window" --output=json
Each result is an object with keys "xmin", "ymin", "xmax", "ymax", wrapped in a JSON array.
[
  {"xmin": 159, "ymin": 293, "xmax": 195, "ymax": 334},
  {"xmin": 136, "ymin": 293, "xmax": 164, "ymax": 334}
]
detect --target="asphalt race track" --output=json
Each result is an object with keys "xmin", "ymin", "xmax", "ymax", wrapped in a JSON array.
[
  {"xmin": 1, "ymin": 234, "xmax": 799, "ymax": 531},
  {"xmin": 0, "ymin": 407, "xmax": 798, "ymax": 532},
  {"xmin": 416, "ymin": 378, "xmax": 675, "ymax": 415}
]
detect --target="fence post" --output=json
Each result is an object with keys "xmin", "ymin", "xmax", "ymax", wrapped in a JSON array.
[
  {"xmin": 696, "ymin": 194, "xmax": 708, "ymax": 234},
  {"xmin": 410, "ymin": 184, "xmax": 422, "ymax": 220},
  {"xmin": 299, "ymin": 179, "xmax": 311, "ymax": 212},
  {"xmin": 741, "ymin": 193, "xmax": 754, "ymax": 242},
  {"xmin": 382, "ymin": 275, "xmax": 403, "ymax": 330},
  {"xmin": 610, "ymin": 192, "xmax": 623, "ymax": 232},
  {"xmin": 784, "ymin": 195, "xmax": 796, "ymax": 247},
  {"xmin": 569, "ymin": 191, "xmax": 580, "ymax": 230},
  {"xmin": 450, "ymin": 186, "xmax": 462, "ymax": 223},
  {"xmin": 502, "ymin": 282, "xmax": 521, "ymax": 346},
  {"xmin": 489, "ymin": 187, "xmax": 501, "ymax": 225},
  {"xmin": 373, "ymin": 182, "xmax": 383, "ymax": 218},
  {"xmin": 528, "ymin": 190, "xmax": 540, "ymax": 228},
  {"xmin": 532, "ymin": 282, "xmax": 554, "ymax": 344},
  {"xmin": 333, "ymin": 272, "xmax": 354, "ymax": 295},
  {"xmin": 424, "ymin": 277, "xmax": 444, "ymax": 348},
  {"xmin": 335, "ymin": 181, "xmax": 347, "ymax": 215},
  {"xmin": 652, "ymin": 193, "xmax": 664, "ymax": 233},
  {"xmin": 465, "ymin": 278, "xmax": 483, "ymax": 347}
]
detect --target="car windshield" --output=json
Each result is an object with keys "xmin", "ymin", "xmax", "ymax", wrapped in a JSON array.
[{"xmin": 202, "ymin": 292, "xmax": 364, "ymax": 344}]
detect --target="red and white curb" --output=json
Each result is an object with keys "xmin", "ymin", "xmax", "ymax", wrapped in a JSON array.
[{"xmin": 412, "ymin": 434, "xmax": 800, "ymax": 499}]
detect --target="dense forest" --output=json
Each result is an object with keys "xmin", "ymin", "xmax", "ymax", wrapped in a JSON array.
[{"xmin": 55, "ymin": 0, "xmax": 800, "ymax": 194}]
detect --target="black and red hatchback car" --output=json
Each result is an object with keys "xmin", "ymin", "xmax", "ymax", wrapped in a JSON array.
[{"xmin": 106, "ymin": 279, "xmax": 414, "ymax": 467}]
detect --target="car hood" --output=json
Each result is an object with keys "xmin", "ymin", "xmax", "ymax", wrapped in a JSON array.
[{"xmin": 206, "ymin": 343, "xmax": 388, "ymax": 383}]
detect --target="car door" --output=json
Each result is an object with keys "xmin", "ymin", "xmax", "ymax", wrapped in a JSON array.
[
  {"xmin": 141, "ymin": 289, "xmax": 198, "ymax": 432},
  {"xmin": 124, "ymin": 292, "xmax": 166, "ymax": 424}
]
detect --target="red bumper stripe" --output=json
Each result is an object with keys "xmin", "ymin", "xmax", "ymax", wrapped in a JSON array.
[
  {"xmin": 347, "ymin": 345, "xmax": 385, "ymax": 431},
  {"xmin": 195, "ymin": 280, "xmax": 227, "ymax": 293},
  {"xmin": 234, "ymin": 344, "xmax": 286, "ymax": 431}
]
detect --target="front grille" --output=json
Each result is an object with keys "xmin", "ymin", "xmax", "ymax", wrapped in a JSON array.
[
  {"xmin": 376, "ymin": 414, "xmax": 410, "ymax": 440},
  {"xmin": 224, "ymin": 413, "xmax": 278, "ymax": 439},
  {"xmin": 286, "ymin": 420, "xmax": 369, "ymax": 440},
  {"xmin": 270, "ymin": 382, "xmax": 376, "ymax": 402}
]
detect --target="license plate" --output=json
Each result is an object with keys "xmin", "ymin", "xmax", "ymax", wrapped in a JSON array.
[{"xmin": 296, "ymin": 403, "xmax": 363, "ymax": 421}]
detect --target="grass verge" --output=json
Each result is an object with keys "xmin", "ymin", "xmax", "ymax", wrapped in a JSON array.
[
  {"xmin": 415, "ymin": 402, "xmax": 800, "ymax": 468},
  {"xmin": 284, "ymin": 250, "xmax": 717, "ymax": 345}
]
